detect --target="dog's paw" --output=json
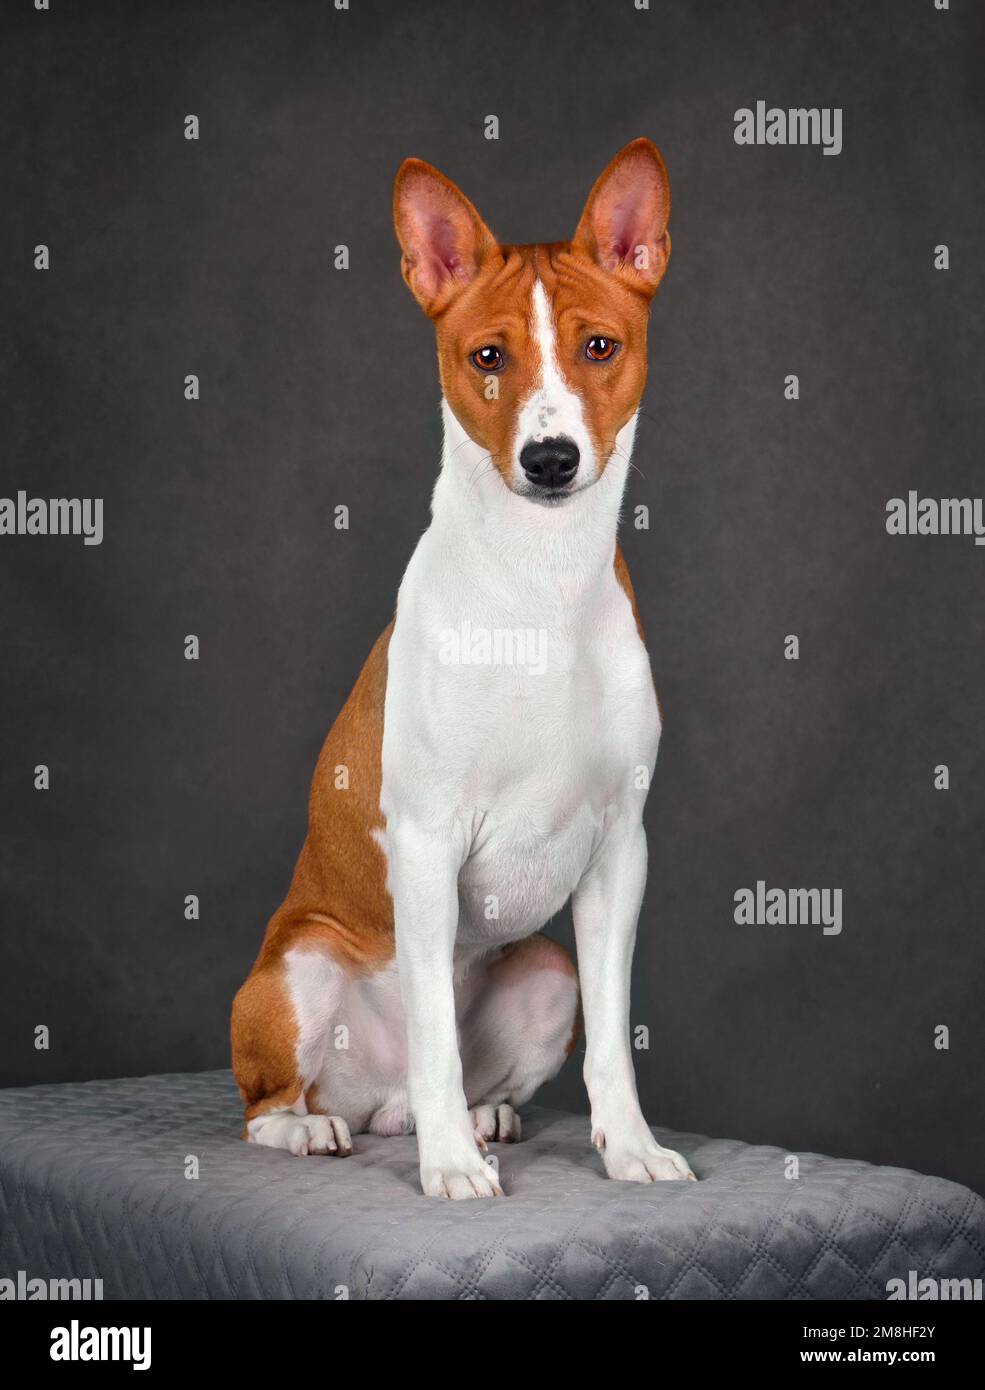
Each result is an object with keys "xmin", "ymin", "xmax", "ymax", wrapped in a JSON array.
[
  {"xmin": 592, "ymin": 1127, "xmax": 695, "ymax": 1183},
  {"xmin": 470, "ymin": 1103, "xmax": 521, "ymax": 1146},
  {"xmin": 420, "ymin": 1144, "xmax": 505, "ymax": 1199},
  {"xmin": 286, "ymin": 1115, "xmax": 353, "ymax": 1158}
]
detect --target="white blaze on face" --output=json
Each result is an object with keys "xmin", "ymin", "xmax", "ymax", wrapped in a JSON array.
[{"xmin": 513, "ymin": 279, "xmax": 597, "ymax": 488}]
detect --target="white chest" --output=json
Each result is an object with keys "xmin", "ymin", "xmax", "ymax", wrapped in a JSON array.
[{"xmin": 381, "ymin": 524, "xmax": 660, "ymax": 942}]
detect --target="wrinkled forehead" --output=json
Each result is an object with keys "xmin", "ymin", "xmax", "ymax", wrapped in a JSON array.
[
  {"xmin": 436, "ymin": 247, "xmax": 537, "ymax": 344},
  {"xmin": 437, "ymin": 243, "xmax": 645, "ymax": 351}
]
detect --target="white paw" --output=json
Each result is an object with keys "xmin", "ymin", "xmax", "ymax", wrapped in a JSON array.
[
  {"xmin": 470, "ymin": 1103, "xmax": 521, "ymax": 1145},
  {"xmin": 420, "ymin": 1144, "xmax": 505, "ymax": 1199},
  {"xmin": 286, "ymin": 1114, "xmax": 353, "ymax": 1158},
  {"xmin": 592, "ymin": 1126, "xmax": 695, "ymax": 1183}
]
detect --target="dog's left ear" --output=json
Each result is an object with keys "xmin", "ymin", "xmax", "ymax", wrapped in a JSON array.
[{"xmin": 572, "ymin": 138, "xmax": 671, "ymax": 297}]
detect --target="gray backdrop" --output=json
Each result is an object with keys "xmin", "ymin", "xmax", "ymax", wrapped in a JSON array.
[{"xmin": 3, "ymin": 0, "xmax": 984, "ymax": 1195}]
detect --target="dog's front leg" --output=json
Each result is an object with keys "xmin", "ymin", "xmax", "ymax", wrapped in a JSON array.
[
  {"xmin": 389, "ymin": 819, "xmax": 503, "ymax": 1199},
  {"xmin": 572, "ymin": 816, "xmax": 695, "ymax": 1183}
]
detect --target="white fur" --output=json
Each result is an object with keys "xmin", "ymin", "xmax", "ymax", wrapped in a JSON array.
[
  {"xmin": 260, "ymin": 931, "xmax": 577, "ymax": 1160},
  {"xmin": 264, "ymin": 275, "xmax": 692, "ymax": 1195},
  {"xmin": 249, "ymin": 1111, "xmax": 351, "ymax": 1157},
  {"xmin": 511, "ymin": 280, "xmax": 598, "ymax": 489},
  {"xmin": 375, "ymin": 273, "xmax": 692, "ymax": 1195}
]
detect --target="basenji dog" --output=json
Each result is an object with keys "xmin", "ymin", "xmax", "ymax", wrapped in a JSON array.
[{"xmin": 231, "ymin": 139, "xmax": 695, "ymax": 1198}]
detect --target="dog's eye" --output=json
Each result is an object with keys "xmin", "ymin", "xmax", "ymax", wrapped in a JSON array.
[
  {"xmin": 586, "ymin": 336, "xmax": 618, "ymax": 362},
  {"xmin": 471, "ymin": 345, "xmax": 505, "ymax": 372}
]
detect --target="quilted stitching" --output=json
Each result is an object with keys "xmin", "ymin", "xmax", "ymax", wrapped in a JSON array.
[{"xmin": 0, "ymin": 1070, "xmax": 982, "ymax": 1300}]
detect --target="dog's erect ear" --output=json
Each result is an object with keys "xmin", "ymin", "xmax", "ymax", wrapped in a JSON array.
[
  {"xmin": 393, "ymin": 159, "xmax": 499, "ymax": 317},
  {"xmin": 572, "ymin": 138, "xmax": 671, "ymax": 297}
]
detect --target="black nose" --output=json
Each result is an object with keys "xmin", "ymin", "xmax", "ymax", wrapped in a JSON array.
[{"xmin": 519, "ymin": 437, "xmax": 580, "ymax": 490}]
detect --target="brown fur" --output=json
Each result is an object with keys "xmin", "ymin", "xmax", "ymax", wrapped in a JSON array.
[
  {"xmin": 232, "ymin": 140, "xmax": 670, "ymax": 1132},
  {"xmin": 614, "ymin": 543, "xmax": 645, "ymax": 643},
  {"xmin": 393, "ymin": 138, "xmax": 670, "ymax": 495},
  {"xmin": 614, "ymin": 544, "xmax": 663, "ymax": 723},
  {"xmin": 231, "ymin": 624, "xmax": 395, "ymax": 1119}
]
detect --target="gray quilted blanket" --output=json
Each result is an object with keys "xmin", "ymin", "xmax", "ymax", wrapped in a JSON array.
[{"xmin": 1, "ymin": 1069, "xmax": 982, "ymax": 1299}]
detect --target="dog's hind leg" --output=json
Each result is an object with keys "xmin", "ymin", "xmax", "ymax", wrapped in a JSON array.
[
  {"xmin": 459, "ymin": 934, "xmax": 581, "ymax": 1143},
  {"xmin": 231, "ymin": 933, "xmax": 354, "ymax": 1156}
]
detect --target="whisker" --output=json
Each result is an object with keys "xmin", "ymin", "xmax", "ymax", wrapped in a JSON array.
[
  {"xmin": 465, "ymin": 453, "xmax": 504, "ymax": 494},
  {"xmin": 466, "ymin": 452, "xmax": 493, "ymax": 487},
  {"xmin": 469, "ymin": 463, "xmax": 498, "ymax": 493},
  {"xmin": 602, "ymin": 437, "xmax": 648, "ymax": 485}
]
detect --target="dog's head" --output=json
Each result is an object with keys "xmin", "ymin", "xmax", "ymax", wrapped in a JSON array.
[{"xmin": 393, "ymin": 139, "xmax": 670, "ymax": 506}]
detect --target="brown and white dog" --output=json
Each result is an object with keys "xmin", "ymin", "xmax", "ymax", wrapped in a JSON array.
[{"xmin": 231, "ymin": 139, "xmax": 695, "ymax": 1198}]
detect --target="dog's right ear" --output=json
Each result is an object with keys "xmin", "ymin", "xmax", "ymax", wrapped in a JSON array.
[{"xmin": 393, "ymin": 159, "xmax": 499, "ymax": 318}]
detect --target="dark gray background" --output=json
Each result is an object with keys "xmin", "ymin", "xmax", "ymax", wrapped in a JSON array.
[{"xmin": 3, "ymin": 0, "xmax": 984, "ymax": 1194}]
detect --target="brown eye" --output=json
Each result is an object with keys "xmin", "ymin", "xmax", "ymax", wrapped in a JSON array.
[
  {"xmin": 471, "ymin": 345, "xmax": 505, "ymax": 372},
  {"xmin": 586, "ymin": 336, "xmax": 618, "ymax": 362}
]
